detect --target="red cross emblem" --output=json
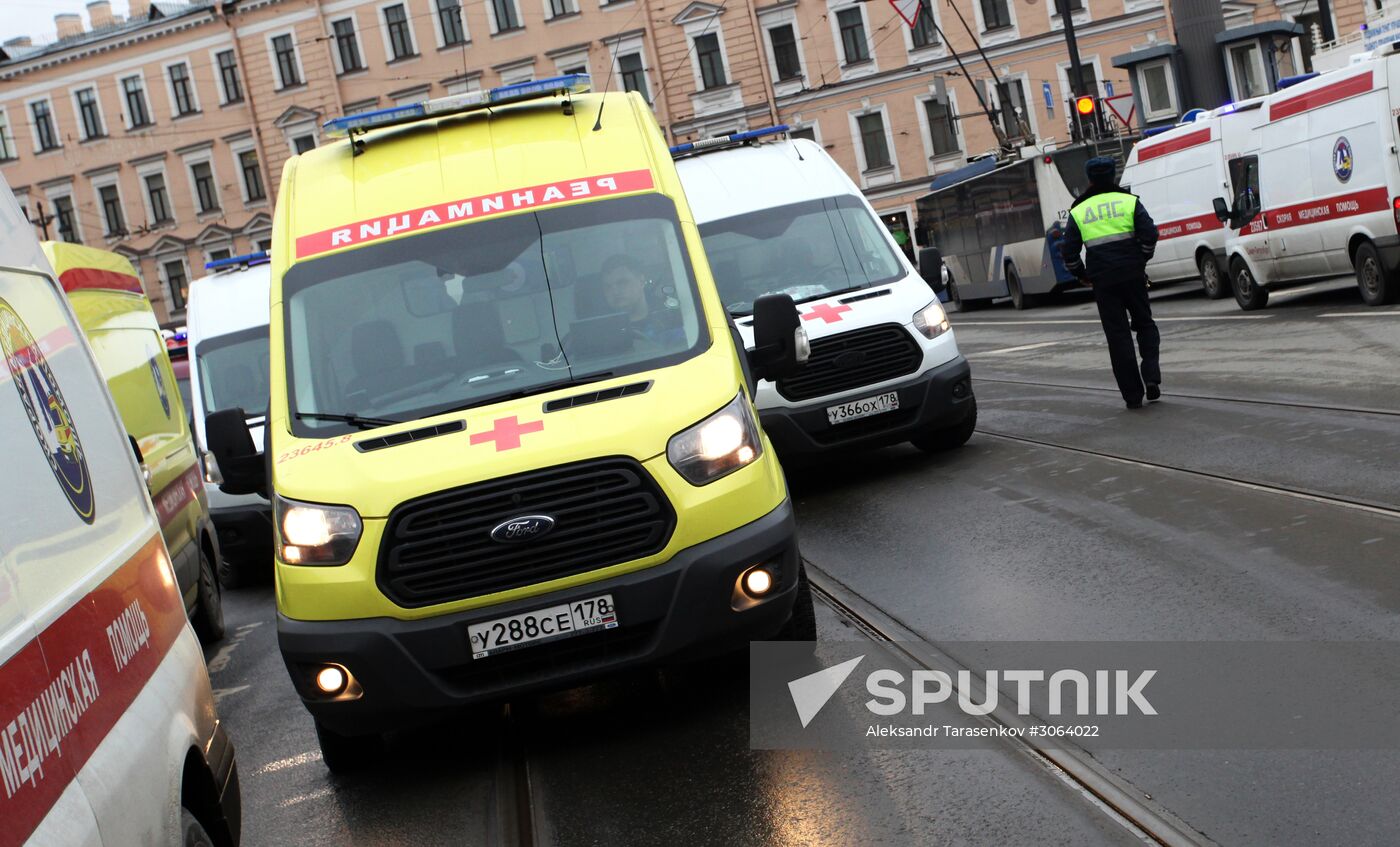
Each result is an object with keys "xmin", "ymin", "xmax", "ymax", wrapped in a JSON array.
[
  {"xmin": 802, "ymin": 303, "xmax": 852, "ymax": 324},
  {"xmin": 470, "ymin": 416, "xmax": 544, "ymax": 451}
]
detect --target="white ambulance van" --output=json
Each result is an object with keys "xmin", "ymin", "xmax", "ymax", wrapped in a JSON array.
[
  {"xmin": 0, "ymin": 179, "xmax": 239, "ymax": 843},
  {"xmin": 1122, "ymin": 99, "xmax": 1267, "ymax": 299},
  {"xmin": 1214, "ymin": 53, "xmax": 1400, "ymax": 308},
  {"xmin": 675, "ymin": 129, "xmax": 976, "ymax": 458},
  {"xmin": 187, "ymin": 254, "xmax": 273, "ymax": 587}
]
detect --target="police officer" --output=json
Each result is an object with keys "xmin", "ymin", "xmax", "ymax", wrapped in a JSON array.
[{"xmin": 1061, "ymin": 157, "xmax": 1161, "ymax": 409}]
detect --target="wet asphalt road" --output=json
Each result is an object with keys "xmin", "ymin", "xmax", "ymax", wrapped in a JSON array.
[{"xmin": 206, "ymin": 275, "xmax": 1400, "ymax": 845}]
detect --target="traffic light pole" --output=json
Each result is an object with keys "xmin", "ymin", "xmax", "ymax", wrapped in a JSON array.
[{"xmin": 1059, "ymin": 0, "xmax": 1087, "ymax": 141}]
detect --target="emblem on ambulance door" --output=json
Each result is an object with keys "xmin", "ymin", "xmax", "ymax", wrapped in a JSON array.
[
  {"xmin": 1333, "ymin": 137, "xmax": 1354, "ymax": 183},
  {"xmin": 490, "ymin": 515, "xmax": 556, "ymax": 543},
  {"xmin": 149, "ymin": 356, "xmax": 171, "ymax": 418},
  {"xmin": 0, "ymin": 297, "xmax": 95, "ymax": 523}
]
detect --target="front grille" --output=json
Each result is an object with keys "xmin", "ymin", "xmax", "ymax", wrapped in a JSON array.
[
  {"xmin": 776, "ymin": 323, "xmax": 922, "ymax": 402},
  {"xmin": 378, "ymin": 458, "xmax": 675, "ymax": 607}
]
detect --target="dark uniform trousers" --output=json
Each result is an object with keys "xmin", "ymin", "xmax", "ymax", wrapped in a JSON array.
[{"xmin": 1092, "ymin": 274, "xmax": 1160, "ymax": 403}]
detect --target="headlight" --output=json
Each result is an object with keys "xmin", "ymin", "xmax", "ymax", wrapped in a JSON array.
[
  {"xmin": 276, "ymin": 495, "xmax": 362, "ymax": 565},
  {"xmin": 667, "ymin": 393, "xmax": 763, "ymax": 485},
  {"xmin": 913, "ymin": 299, "xmax": 951, "ymax": 340}
]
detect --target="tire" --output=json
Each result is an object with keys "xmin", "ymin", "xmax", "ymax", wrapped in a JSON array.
[
  {"xmin": 775, "ymin": 562, "xmax": 816, "ymax": 642},
  {"xmin": 1007, "ymin": 265, "xmax": 1033, "ymax": 310},
  {"xmin": 315, "ymin": 719, "xmax": 385, "ymax": 773},
  {"xmin": 180, "ymin": 808, "xmax": 215, "ymax": 847},
  {"xmin": 948, "ymin": 278, "xmax": 983, "ymax": 312},
  {"xmin": 1355, "ymin": 241, "xmax": 1398, "ymax": 306},
  {"xmin": 1199, "ymin": 251, "xmax": 1228, "ymax": 300},
  {"xmin": 191, "ymin": 544, "xmax": 225, "ymax": 644},
  {"xmin": 911, "ymin": 397, "xmax": 978, "ymax": 453},
  {"xmin": 1230, "ymin": 259, "xmax": 1269, "ymax": 311}
]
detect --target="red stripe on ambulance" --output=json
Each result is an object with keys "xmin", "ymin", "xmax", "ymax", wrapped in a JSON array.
[
  {"xmin": 1268, "ymin": 71, "xmax": 1373, "ymax": 121},
  {"xmin": 152, "ymin": 463, "xmax": 204, "ymax": 528},
  {"xmin": 56, "ymin": 268, "xmax": 143, "ymax": 295},
  {"xmin": 0, "ymin": 535, "xmax": 185, "ymax": 847},
  {"xmin": 1136, "ymin": 128, "xmax": 1212, "ymax": 162},
  {"xmin": 1262, "ymin": 186, "xmax": 1389, "ymax": 230},
  {"xmin": 296, "ymin": 169, "xmax": 657, "ymax": 259},
  {"xmin": 1156, "ymin": 212, "xmax": 1225, "ymax": 240}
]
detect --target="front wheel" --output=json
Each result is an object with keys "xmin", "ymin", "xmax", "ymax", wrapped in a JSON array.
[
  {"xmin": 192, "ymin": 544, "xmax": 225, "ymax": 644},
  {"xmin": 180, "ymin": 808, "xmax": 215, "ymax": 847},
  {"xmin": 1355, "ymin": 241, "xmax": 1398, "ymax": 306},
  {"xmin": 911, "ymin": 397, "xmax": 978, "ymax": 453},
  {"xmin": 1007, "ymin": 266, "xmax": 1035, "ymax": 311},
  {"xmin": 1199, "ymin": 252, "xmax": 1229, "ymax": 300},
  {"xmin": 315, "ymin": 719, "xmax": 385, "ymax": 773},
  {"xmin": 1231, "ymin": 260, "xmax": 1269, "ymax": 311}
]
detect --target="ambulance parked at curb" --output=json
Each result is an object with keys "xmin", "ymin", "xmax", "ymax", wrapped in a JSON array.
[
  {"xmin": 1213, "ymin": 50, "xmax": 1400, "ymax": 308},
  {"xmin": 675, "ymin": 129, "xmax": 976, "ymax": 457},
  {"xmin": 1121, "ymin": 98, "xmax": 1267, "ymax": 300},
  {"xmin": 42, "ymin": 242, "xmax": 226, "ymax": 645},
  {"xmin": 187, "ymin": 254, "xmax": 274, "ymax": 587},
  {"xmin": 0, "ymin": 179, "xmax": 240, "ymax": 846},
  {"xmin": 204, "ymin": 77, "xmax": 814, "ymax": 770}
]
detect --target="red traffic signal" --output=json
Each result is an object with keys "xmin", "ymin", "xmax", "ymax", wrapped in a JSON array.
[{"xmin": 1075, "ymin": 96, "xmax": 1097, "ymax": 116}]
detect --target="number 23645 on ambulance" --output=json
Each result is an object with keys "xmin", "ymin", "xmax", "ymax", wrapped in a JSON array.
[{"xmin": 205, "ymin": 77, "xmax": 814, "ymax": 768}]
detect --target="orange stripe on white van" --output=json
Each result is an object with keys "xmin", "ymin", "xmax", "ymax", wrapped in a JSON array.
[
  {"xmin": 1261, "ymin": 186, "xmax": 1389, "ymax": 231},
  {"xmin": 0, "ymin": 534, "xmax": 185, "ymax": 847},
  {"xmin": 1136, "ymin": 127, "xmax": 1212, "ymax": 162},
  {"xmin": 1156, "ymin": 212, "xmax": 1225, "ymax": 240},
  {"xmin": 1268, "ymin": 71, "xmax": 1373, "ymax": 122}
]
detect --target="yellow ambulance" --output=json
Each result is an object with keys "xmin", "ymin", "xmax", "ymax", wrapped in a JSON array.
[
  {"xmin": 205, "ymin": 76, "xmax": 812, "ymax": 768},
  {"xmin": 43, "ymin": 242, "xmax": 226, "ymax": 644}
]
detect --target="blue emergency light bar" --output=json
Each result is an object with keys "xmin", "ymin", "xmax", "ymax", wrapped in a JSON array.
[
  {"xmin": 322, "ymin": 74, "xmax": 592, "ymax": 139},
  {"xmin": 204, "ymin": 251, "xmax": 270, "ymax": 271},
  {"xmin": 669, "ymin": 125, "xmax": 791, "ymax": 156}
]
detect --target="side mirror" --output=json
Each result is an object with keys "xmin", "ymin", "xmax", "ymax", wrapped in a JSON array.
[
  {"xmin": 749, "ymin": 293, "xmax": 809, "ymax": 382},
  {"xmin": 205, "ymin": 408, "xmax": 266, "ymax": 496},
  {"xmin": 917, "ymin": 247, "xmax": 946, "ymax": 294},
  {"xmin": 1212, "ymin": 197, "xmax": 1231, "ymax": 223}
]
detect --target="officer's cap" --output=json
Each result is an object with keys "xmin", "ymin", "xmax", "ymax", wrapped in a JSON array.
[{"xmin": 1085, "ymin": 157, "xmax": 1117, "ymax": 185}]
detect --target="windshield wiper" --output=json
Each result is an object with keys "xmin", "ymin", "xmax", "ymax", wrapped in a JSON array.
[
  {"xmin": 434, "ymin": 371, "xmax": 617, "ymax": 417},
  {"xmin": 793, "ymin": 285, "xmax": 864, "ymax": 306},
  {"xmin": 295, "ymin": 411, "xmax": 402, "ymax": 430}
]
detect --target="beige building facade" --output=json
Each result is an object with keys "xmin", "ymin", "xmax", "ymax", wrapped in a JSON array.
[{"xmin": 0, "ymin": 0, "xmax": 1374, "ymax": 321}]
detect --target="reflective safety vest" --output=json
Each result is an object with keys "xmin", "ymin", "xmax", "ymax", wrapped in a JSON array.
[{"xmin": 1071, "ymin": 192, "xmax": 1138, "ymax": 247}]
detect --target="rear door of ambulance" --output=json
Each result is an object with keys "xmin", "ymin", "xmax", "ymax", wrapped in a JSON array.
[{"xmin": 0, "ymin": 238, "xmax": 196, "ymax": 844}]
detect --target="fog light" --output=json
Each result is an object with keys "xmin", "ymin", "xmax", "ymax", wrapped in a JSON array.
[
  {"xmin": 315, "ymin": 665, "xmax": 347, "ymax": 695},
  {"xmin": 743, "ymin": 567, "xmax": 774, "ymax": 597}
]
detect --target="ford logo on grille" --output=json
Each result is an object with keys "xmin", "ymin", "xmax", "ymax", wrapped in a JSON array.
[
  {"xmin": 490, "ymin": 515, "xmax": 556, "ymax": 543},
  {"xmin": 834, "ymin": 350, "xmax": 868, "ymax": 369}
]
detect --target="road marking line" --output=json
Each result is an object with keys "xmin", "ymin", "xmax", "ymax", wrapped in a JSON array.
[
  {"xmin": 211, "ymin": 685, "xmax": 248, "ymax": 706},
  {"xmin": 957, "ymin": 315, "xmax": 1276, "ymax": 326},
  {"xmin": 973, "ymin": 340, "xmax": 1077, "ymax": 356},
  {"xmin": 278, "ymin": 787, "xmax": 334, "ymax": 809},
  {"xmin": 1320, "ymin": 310, "xmax": 1400, "ymax": 317},
  {"xmin": 256, "ymin": 750, "xmax": 324, "ymax": 775}
]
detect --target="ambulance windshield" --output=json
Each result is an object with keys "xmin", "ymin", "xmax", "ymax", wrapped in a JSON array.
[
  {"xmin": 281, "ymin": 193, "xmax": 707, "ymax": 436},
  {"xmin": 698, "ymin": 195, "xmax": 904, "ymax": 315}
]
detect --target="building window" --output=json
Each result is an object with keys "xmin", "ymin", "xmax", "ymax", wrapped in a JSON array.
[
  {"xmin": 789, "ymin": 126, "xmax": 816, "ymax": 142},
  {"xmin": 1229, "ymin": 42, "xmax": 1268, "ymax": 99},
  {"xmin": 75, "ymin": 88, "xmax": 104, "ymax": 139},
  {"xmin": 857, "ymin": 112, "xmax": 891, "ymax": 170},
  {"xmin": 239, "ymin": 150, "xmax": 266, "ymax": 202},
  {"xmin": 163, "ymin": 260, "xmax": 188, "ymax": 312},
  {"xmin": 491, "ymin": 0, "xmax": 521, "ymax": 32},
  {"xmin": 911, "ymin": 0, "xmax": 938, "ymax": 49},
  {"xmin": 332, "ymin": 19, "xmax": 364, "ymax": 72},
  {"xmin": 437, "ymin": 0, "xmax": 466, "ymax": 45},
  {"xmin": 769, "ymin": 25, "xmax": 802, "ymax": 80},
  {"xmin": 618, "ymin": 53, "xmax": 649, "ymax": 102},
  {"xmin": 547, "ymin": 0, "xmax": 575, "ymax": 18},
  {"xmin": 837, "ymin": 9, "xmax": 870, "ymax": 65},
  {"xmin": 98, "ymin": 185, "xmax": 124, "ymax": 236},
  {"xmin": 122, "ymin": 76, "xmax": 152, "ymax": 127},
  {"xmin": 1138, "ymin": 60, "xmax": 1177, "ymax": 121},
  {"xmin": 384, "ymin": 5, "xmax": 417, "ymax": 59},
  {"xmin": 208, "ymin": 248, "xmax": 232, "ymax": 263},
  {"xmin": 996, "ymin": 78, "xmax": 1030, "ymax": 140},
  {"xmin": 273, "ymin": 34, "xmax": 301, "ymax": 88},
  {"xmin": 695, "ymin": 33, "xmax": 726, "ymax": 89},
  {"xmin": 53, "ymin": 196, "xmax": 79, "ymax": 243},
  {"xmin": 0, "ymin": 111, "xmax": 14, "ymax": 160},
  {"xmin": 924, "ymin": 98, "xmax": 959, "ymax": 157},
  {"xmin": 217, "ymin": 50, "xmax": 242, "ymax": 103},
  {"xmin": 31, "ymin": 100, "xmax": 59, "ymax": 151},
  {"xmin": 191, "ymin": 162, "xmax": 219, "ymax": 213},
  {"xmin": 146, "ymin": 172, "xmax": 173, "ymax": 223},
  {"xmin": 1051, "ymin": 0, "xmax": 1083, "ymax": 16},
  {"xmin": 293, "ymin": 134, "xmax": 316, "ymax": 154},
  {"xmin": 169, "ymin": 63, "xmax": 197, "ymax": 116},
  {"xmin": 980, "ymin": 0, "xmax": 1012, "ymax": 31}
]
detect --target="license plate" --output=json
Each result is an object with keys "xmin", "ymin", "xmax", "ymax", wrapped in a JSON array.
[
  {"xmin": 826, "ymin": 391, "xmax": 899, "ymax": 425},
  {"xmin": 469, "ymin": 594, "xmax": 618, "ymax": 659}
]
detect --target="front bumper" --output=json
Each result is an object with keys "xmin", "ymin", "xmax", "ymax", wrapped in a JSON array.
[
  {"xmin": 278, "ymin": 498, "xmax": 800, "ymax": 735},
  {"xmin": 758, "ymin": 355, "xmax": 974, "ymax": 458}
]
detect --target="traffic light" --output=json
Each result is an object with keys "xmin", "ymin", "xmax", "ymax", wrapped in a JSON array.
[
  {"xmin": 1073, "ymin": 95, "xmax": 1100, "ymax": 140},
  {"xmin": 1075, "ymin": 95, "xmax": 1096, "ymax": 117}
]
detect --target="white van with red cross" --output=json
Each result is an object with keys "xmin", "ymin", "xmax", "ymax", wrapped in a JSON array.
[
  {"xmin": 1214, "ymin": 50, "xmax": 1400, "ymax": 309},
  {"xmin": 0, "ymin": 175, "xmax": 240, "ymax": 846},
  {"xmin": 675, "ymin": 129, "xmax": 976, "ymax": 458},
  {"xmin": 1122, "ymin": 98, "xmax": 1267, "ymax": 300}
]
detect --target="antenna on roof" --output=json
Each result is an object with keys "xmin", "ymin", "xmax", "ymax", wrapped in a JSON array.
[{"xmin": 593, "ymin": 45, "xmax": 621, "ymax": 132}]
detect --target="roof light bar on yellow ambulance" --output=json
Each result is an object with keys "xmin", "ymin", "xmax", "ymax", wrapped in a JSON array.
[{"xmin": 322, "ymin": 74, "xmax": 592, "ymax": 140}]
